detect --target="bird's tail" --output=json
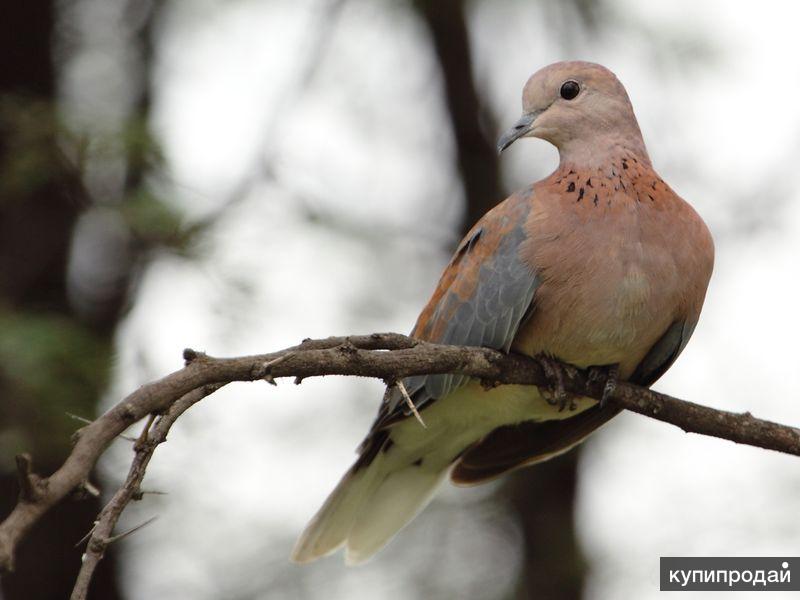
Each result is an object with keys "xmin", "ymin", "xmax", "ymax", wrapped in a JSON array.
[{"xmin": 291, "ymin": 452, "xmax": 446, "ymax": 565}]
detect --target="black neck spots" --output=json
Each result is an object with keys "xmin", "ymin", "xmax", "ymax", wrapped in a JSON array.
[{"xmin": 552, "ymin": 162, "xmax": 664, "ymax": 209}]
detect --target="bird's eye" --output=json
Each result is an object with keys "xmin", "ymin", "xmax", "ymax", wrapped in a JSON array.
[{"xmin": 560, "ymin": 80, "xmax": 580, "ymax": 100}]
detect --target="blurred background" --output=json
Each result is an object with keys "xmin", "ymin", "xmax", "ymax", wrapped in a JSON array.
[{"xmin": 2, "ymin": 0, "xmax": 800, "ymax": 598}]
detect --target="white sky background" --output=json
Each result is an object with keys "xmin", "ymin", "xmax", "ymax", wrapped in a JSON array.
[{"xmin": 95, "ymin": 0, "xmax": 800, "ymax": 598}]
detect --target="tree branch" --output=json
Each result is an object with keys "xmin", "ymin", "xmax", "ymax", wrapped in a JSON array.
[
  {"xmin": 1, "ymin": 332, "xmax": 798, "ymax": 592},
  {"xmin": 69, "ymin": 383, "xmax": 223, "ymax": 600}
]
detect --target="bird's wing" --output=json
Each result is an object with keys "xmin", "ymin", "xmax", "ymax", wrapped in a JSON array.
[
  {"xmin": 450, "ymin": 318, "xmax": 699, "ymax": 484},
  {"xmin": 354, "ymin": 191, "xmax": 540, "ymax": 466},
  {"xmin": 628, "ymin": 319, "xmax": 698, "ymax": 386}
]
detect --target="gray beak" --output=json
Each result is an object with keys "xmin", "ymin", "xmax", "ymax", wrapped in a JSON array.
[{"xmin": 497, "ymin": 111, "xmax": 539, "ymax": 154}]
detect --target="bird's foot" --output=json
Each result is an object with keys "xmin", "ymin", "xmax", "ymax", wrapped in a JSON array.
[
  {"xmin": 538, "ymin": 354, "xmax": 579, "ymax": 412},
  {"xmin": 588, "ymin": 364, "xmax": 620, "ymax": 408}
]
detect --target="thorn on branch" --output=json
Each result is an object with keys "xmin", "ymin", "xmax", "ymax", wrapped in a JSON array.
[
  {"xmin": 66, "ymin": 412, "xmax": 93, "ymax": 425},
  {"xmin": 252, "ymin": 352, "xmax": 296, "ymax": 382},
  {"xmin": 70, "ymin": 413, "xmax": 138, "ymax": 445},
  {"xmin": 70, "ymin": 480, "xmax": 101, "ymax": 501},
  {"xmin": 75, "ymin": 523, "xmax": 97, "ymax": 549},
  {"xmin": 395, "ymin": 380, "xmax": 426, "ymax": 428},
  {"xmin": 132, "ymin": 489, "xmax": 167, "ymax": 501},
  {"xmin": 105, "ymin": 516, "xmax": 158, "ymax": 545},
  {"xmin": 82, "ymin": 481, "xmax": 101, "ymax": 498}
]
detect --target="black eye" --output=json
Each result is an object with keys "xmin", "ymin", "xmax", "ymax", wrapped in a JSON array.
[{"xmin": 560, "ymin": 80, "xmax": 580, "ymax": 100}]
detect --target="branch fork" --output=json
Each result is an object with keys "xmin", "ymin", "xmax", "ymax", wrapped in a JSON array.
[{"xmin": 0, "ymin": 332, "xmax": 796, "ymax": 598}]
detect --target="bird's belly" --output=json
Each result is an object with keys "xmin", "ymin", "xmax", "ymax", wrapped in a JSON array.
[
  {"xmin": 576, "ymin": 267, "xmax": 653, "ymax": 362},
  {"xmin": 515, "ymin": 264, "xmax": 672, "ymax": 375}
]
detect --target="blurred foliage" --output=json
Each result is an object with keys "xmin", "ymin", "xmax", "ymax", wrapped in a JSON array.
[
  {"xmin": 118, "ymin": 114, "xmax": 165, "ymax": 178},
  {"xmin": 0, "ymin": 307, "xmax": 110, "ymax": 470},
  {"xmin": 0, "ymin": 93, "xmax": 184, "ymax": 245},
  {"xmin": 123, "ymin": 187, "xmax": 188, "ymax": 249},
  {"xmin": 0, "ymin": 95, "xmax": 83, "ymax": 206},
  {"xmin": 0, "ymin": 98, "xmax": 186, "ymax": 451},
  {"xmin": 0, "ymin": 84, "xmax": 184, "ymax": 468}
]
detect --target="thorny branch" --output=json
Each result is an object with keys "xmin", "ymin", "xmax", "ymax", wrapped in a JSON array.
[
  {"xmin": 0, "ymin": 332, "xmax": 797, "ymax": 597},
  {"xmin": 69, "ymin": 383, "xmax": 224, "ymax": 600}
]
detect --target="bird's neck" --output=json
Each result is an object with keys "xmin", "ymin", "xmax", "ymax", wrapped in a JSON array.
[
  {"xmin": 557, "ymin": 132, "xmax": 651, "ymax": 172},
  {"xmin": 546, "ymin": 136, "xmax": 671, "ymax": 209}
]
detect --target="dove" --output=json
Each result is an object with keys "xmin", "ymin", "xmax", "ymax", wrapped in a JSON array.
[{"xmin": 292, "ymin": 60, "xmax": 714, "ymax": 565}]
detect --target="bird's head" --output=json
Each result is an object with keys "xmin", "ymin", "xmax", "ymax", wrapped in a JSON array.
[{"xmin": 498, "ymin": 61, "xmax": 649, "ymax": 165}]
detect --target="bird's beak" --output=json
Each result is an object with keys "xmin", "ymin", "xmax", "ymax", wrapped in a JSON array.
[{"xmin": 497, "ymin": 111, "xmax": 540, "ymax": 154}]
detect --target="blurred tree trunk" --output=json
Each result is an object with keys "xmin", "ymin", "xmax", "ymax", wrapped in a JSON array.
[
  {"xmin": 0, "ymin": 1, "xmax": 160, "ymax": 598},
  {"xmin": 413, "ymin": 1, "xmax": 586, "ymax": 598},
  {"xmin": 412, "ymin": 0, "xmax": 500, "ymax": 231}
]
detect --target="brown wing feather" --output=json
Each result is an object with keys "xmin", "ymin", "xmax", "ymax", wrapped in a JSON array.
[{"xmin": 451, "ymin": 405, "xmax": 622, "ymax": 485}]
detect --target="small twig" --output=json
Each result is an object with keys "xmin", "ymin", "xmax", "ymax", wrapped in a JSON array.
[
  {"xmin": 396, "ymin": 380, "xmax": 427, "ymax": 428},
  {"xmin": 134, "ymin": 414, "xmax": 156, "ymax": 450},
  {"xmin": 14, "ymin": 454, "xmax": 43, "ymax": 504}
]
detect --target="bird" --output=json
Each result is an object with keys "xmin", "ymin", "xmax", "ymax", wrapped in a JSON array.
[{"xmin": 291, "ymin": 60, "xmax": 714, "ymax": 565}]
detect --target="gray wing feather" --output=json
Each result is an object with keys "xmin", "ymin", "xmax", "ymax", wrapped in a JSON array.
[
  {"xmin": 383, "ymin": 217, "xmax": 539, "ymax": 420},
  {"xmin": 630, "ymin": 319, "xmax": 698, "ymax": 386}
]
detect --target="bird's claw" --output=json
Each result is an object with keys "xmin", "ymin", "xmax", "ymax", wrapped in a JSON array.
[
  {"xmin": 538, "ymin": 355, "xmax": 578, "ymax": 412},
  {"xmin": 588, "ymin": 364, "xmax": 620, "ymax": 408}
]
